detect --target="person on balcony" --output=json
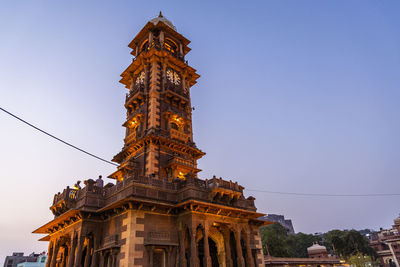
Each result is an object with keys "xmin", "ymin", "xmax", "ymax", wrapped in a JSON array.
[
  {"xmin": 96, "ymin": 175, "xmax": 104, "ymax": 188},
  {"xmin": 73, "ymin": 180, "xmax": 81, "ymax": 190}
]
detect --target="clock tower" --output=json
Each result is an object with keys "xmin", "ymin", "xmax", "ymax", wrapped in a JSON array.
[
  {"xmin": 110, "ymin": 12, "xmax": 205, "ymax": 181},
  {"xmin": 34, "ymin": 13, "xmax": 269, "ymax": 267}
]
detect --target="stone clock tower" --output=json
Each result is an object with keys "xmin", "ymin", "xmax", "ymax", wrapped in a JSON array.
[
  {"xmin": 34, "ymin": 13, "xmax": 269, "ymax": 267},
  {"xmin": 110, "ymin": 12, "xmax": 205, "ymax": 181}
]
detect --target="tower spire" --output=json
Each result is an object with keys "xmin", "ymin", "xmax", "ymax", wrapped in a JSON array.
[{"xmin": 110, "ymin": 17, "xmax": 203, "ymax": 181}]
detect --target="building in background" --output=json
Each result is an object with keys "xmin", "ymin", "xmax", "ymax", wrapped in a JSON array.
[
  {"xmin": 369, "ymin": 214, "xmax": 400, "ymax": 267},
  {"xmin": 3, "ymin": 253, "xmax": 46, "ymax": 267},
  {"xmin": 307, "ymin": 243, "xmax": 329, "ymax": 259},
  {"xmin": 33, "ymin": 13, "xmax": 271, "ymax": 267},
  {"xmin": 264, "ymin": 243, "xmax": 342, "ymax": 267},
  {"xmin": 260, "ymin": 214, "xmax": 295, "ymax": 234}
]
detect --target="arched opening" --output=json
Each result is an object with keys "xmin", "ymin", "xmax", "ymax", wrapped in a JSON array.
[
  {"xmin": 209, "ymin": 238, "xmax": 219, "ymax": 267},
  {"xmin": 81, "ymin": 246, "xmax": 87, "ymax": 266},
  {"xmin": 140, "ymin": 39, "xmax": 149, "ymax": 53},
  {"xmin": 170, "ymin": 122, "xmax": 179, "ymax": 130},
  {"xmin": 165, "ymin": 38, "xmax": 177, "ymax": 54},
  {"xmin": 241, "ymin": 231, "xmax": 248, "ymax": 266},
  {"xmin": 184, "ymin": 228, "xmax": 191, "ymax": 267},
  {"xmin": 197, "ymin": 237, "xmax": 219, "ymax": 267}
]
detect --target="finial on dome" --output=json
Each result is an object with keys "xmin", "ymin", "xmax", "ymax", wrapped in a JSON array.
[{"xmin": 158, "ymin": 11, "xmax": 163, "ymax": 18}]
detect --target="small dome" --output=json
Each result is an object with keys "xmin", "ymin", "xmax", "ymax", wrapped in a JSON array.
[
  {"xmin": 307, "ymin": 243, "xmax": 327, "ymax": 252},
  {"xmin": 394, "ymin": 214, "xmax": 400, "ymax": 226},
  {"xmin": 149, "ymin": 12, "xmax": 176, "ymax": 31}
]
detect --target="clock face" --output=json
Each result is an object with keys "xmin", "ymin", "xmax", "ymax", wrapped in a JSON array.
[
  {"xmin": 166, "ymin": 69, "xmax": 181, "ymax": 86},
  {"xmin": 135, "ymin": 71, "xmax": 145, "ymax": 85}
]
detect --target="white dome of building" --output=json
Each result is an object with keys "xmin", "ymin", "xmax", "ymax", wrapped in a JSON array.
[
  {"xmin": 149, "ymin": 12, "xmax": 176, "ymax": 31},
  {"xmin": 307, "ymin": 243, "xmax": 327, "ymax": 253}
]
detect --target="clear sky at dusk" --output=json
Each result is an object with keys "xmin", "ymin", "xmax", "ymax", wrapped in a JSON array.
[{"xmin": 1, "ymin": 0, "xmax": 399, "ymax": 262}]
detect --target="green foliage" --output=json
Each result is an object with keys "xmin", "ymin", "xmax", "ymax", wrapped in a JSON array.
[
  {"xmin": 260, "ymin": 223, "xmax": 319, "ymax": 258},
  {"xmin": 324, "ymin": 230, "xmax": 378, "ymax": 260},
  {"xmin": 347, "ymin": 252, "xmax": 379, "ymax": 267},
  {"xmin": 260, "ymin": 224, "xmax": 378, "ymax": 261},
  {"xmin": 261, "ymin": 223, "xmax": 290, "ymax": 257}
]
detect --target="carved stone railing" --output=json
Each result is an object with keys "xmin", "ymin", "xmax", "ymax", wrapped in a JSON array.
[
  {"xmin": 53, "ymin": 187, "xmax": 78, "ymax": 206},
  {"xmin": 51, "ymin": 174, "xmax": 255, "ymax": 217},
  {"xmin": 170, "ymin": 128, "xmax": 189, "ymax": 142},
  {"xmin": 124, "ymin": 131, "xmax": 136, "ymax": 145},
  {"xmin": 207, "ymin": 177, "xmax": 243, "ymax": 193}
]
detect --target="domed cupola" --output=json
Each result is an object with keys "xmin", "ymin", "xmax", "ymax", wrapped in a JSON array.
[
  {"xmin": 149, "ymin": 11, "xmax": 176, "ymax": 31},
  {"xmin": 394, "ymin": 214, "xmax": 400, "ymax": 227}
]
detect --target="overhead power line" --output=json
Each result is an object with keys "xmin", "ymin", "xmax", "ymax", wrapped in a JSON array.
[
  {"xmin": 1, "ymin": 106, "xmax": 399, "ymax": 197},
  {"xmin": 0, "ymin": 106, "xmax": 118, "ymax": 167},
  {"xmin": 246, "ymin": 189, "xmax": 400, "ymax": 197}
]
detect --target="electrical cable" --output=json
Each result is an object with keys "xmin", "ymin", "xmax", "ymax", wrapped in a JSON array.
[
  {"xmin": 0, "ymin": 106, "xmax": 118, "ymax": 167},
  {"xmin": 2, "ymin": 106, "xmax": 399, "ymax": 197},
  {"xmin": 246, "ymin": 189, "xmax": 400, "ymax": 197}
]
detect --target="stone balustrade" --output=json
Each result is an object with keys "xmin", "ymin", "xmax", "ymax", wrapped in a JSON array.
[{"xmin": 50, "ymin": 175, "xmax": 256, "ymax": 218}]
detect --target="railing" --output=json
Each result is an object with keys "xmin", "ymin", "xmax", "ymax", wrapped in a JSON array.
[
  {"xmin": 168, "ymin": 157, "xmax": 195, "ymax": 168},
  {"xmin": 170, "ymin": 128, "xmax": 189, "ymax": 142},
  {"xmin": 136, "ymin": 41, "xmax": 184, "ymax": 62},
  {"xmin": 207, "ymin": 177, "xmax": 243, "ymax": 193},
  {"xmin": 126, "ymin": 84, "xmax": 145, "ymax": 103},
  {"xmin": 53, "ymin": 187, "xmax": 78, "ymax": 205},
  {"xmin": 124, "ymin": 131, "xmax": 136, "ymax": 144},
  {"xmin": 51, "ymin": 174, "xmax": 253, "ymax": 215}
]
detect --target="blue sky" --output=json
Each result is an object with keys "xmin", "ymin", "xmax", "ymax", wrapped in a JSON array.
[{"xmin": 0, "ymin": 0, "xmax": 399, "ymax": 261}]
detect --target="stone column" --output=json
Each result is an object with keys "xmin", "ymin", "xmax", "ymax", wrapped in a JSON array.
[
  {"xmin": 179, "ymin": 230, "xmax": 187, "ymax": 267},
  {"xmin": 90, "ymin": 235, "xmax": 100, "ymax": 267},
  {"xmin": 67, "ymin": 234, "xmax": 77, "ymax": 267},
  {"xmin": 84, "ymin": 236, "xmax": 93, "ymax": 267},
  {"xmin": 149, "ymin": 246, "xmax": 154, "ymax": 266},
  {"xmin": 61, "ymin": 247, "xmax": 68, "ymax": 267},
  {"xmin": 107, "ymin": 251, "xmax": 112, "ymax": 267},
  {"xmin": 244, "ymin": 232, "xmax": 254, "ymax": 267},
  {"xmin": 46, "ymin": 242, "xmax": 54, "ymax": 267},
  {"xmin": 50, "ymin": 240, "xmax": 60, "ymax": 267},
  {"xmin": 222, "ymin": 229, "xmax": 232, "ymax": 267},
  {"xmin": 99, "ymin": 251, "xmax": 104, "ymax": 267},
  {"xmin": 234, "ymin": 230, "xmax": 244, "ymax": 267},
  {"xmin": 74, "ymin": 235, "xmax": 85, "ymax": 267},
  {"xmin": 190, "ymin": 229, "xmax": 198, "ymax": 267},
  {"xmin": 203, "ymin": 224, "xmax": 211, "ymax": 267}
]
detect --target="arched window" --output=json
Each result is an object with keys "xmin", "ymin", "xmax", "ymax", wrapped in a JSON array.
[
  {"xmin": 140, "ymin": 40, "xmax": 149, "ymax": 53},
  {"xmin": 170, "ymin": 122, "xmax": 179, "ymax": 130},
  {"xmin": 164, "ymin": 38, "xmax": 177, "ymax": 54}
]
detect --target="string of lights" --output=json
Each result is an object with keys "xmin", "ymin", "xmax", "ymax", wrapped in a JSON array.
[
  {"xmin": 0, "ymin": 106, "xmax": 118, "ymax": 167},
  {"xmin": 1, "ymin": 106, "xmax": 399, "ymax": 197}
]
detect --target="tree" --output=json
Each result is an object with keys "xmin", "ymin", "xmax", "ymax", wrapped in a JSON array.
[{"xmin": 260, "ymin": 223, "xmax": 290, "ymax": 257}]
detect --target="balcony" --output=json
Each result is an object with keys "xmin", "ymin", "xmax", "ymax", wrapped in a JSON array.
[
  {"xmin": 50, "ymin": 174, "xmax": 256, "ymax": 218},
  {"xmin": 170, "ymin": 128, "xmax": 189, "ymax": 142},
  {"xmin": 124, "ymin": 131, "xmax": 136, "ymax": 145}
]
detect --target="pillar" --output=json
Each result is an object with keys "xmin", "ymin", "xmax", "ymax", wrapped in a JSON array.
[
  {"xmin": 74, "ymin": 235, "xmax": 85, "ymax": 267},
  {"xmin": 50, "ymin": 240, "xmax": 60, "ymax": 267},
  {"xmin": 107, "ymin": 251, "xmax": 112, "ymax": 267},
  {"xmin": 99, "ymin": 251, "xmax": 105, "ymax": 267},
  {"xmin": 244, "ymin": 232, "xmax": 254, "ymax": 267},
  {"xmin": 179, "ymin": 230, "xmax": 187, "ymax": 267},
  {"xmin": 234, "ymin": 230, "xmax": 244, "ymax": 267},
  {"xmin": 222, "ymin": 229, "xmax": 232, "ymax": 267},
  {"xmin": 203, "ymin": 225, "xmax": 211, "ymax": 267},
  {"xmin": 84, "ymin": 236, "xmax": 93, "ymax": 267},
  {"xmin": 67, "ymin": 234, "xmax": 77, "ymax": 267},
  {"xmin": 190, "ymin": 229, "xmax": 198, "ymax": 267},
  {"xmin": 46, "ymin": 242, "xmax": 54, "ymax": 267},
  {"xmin": 61, "ymin": 247, "xmax": 68, "ymax": 267},
  {"xmin": 90, "ymin": 235, "xmax": 100, "ymax": 267}
]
